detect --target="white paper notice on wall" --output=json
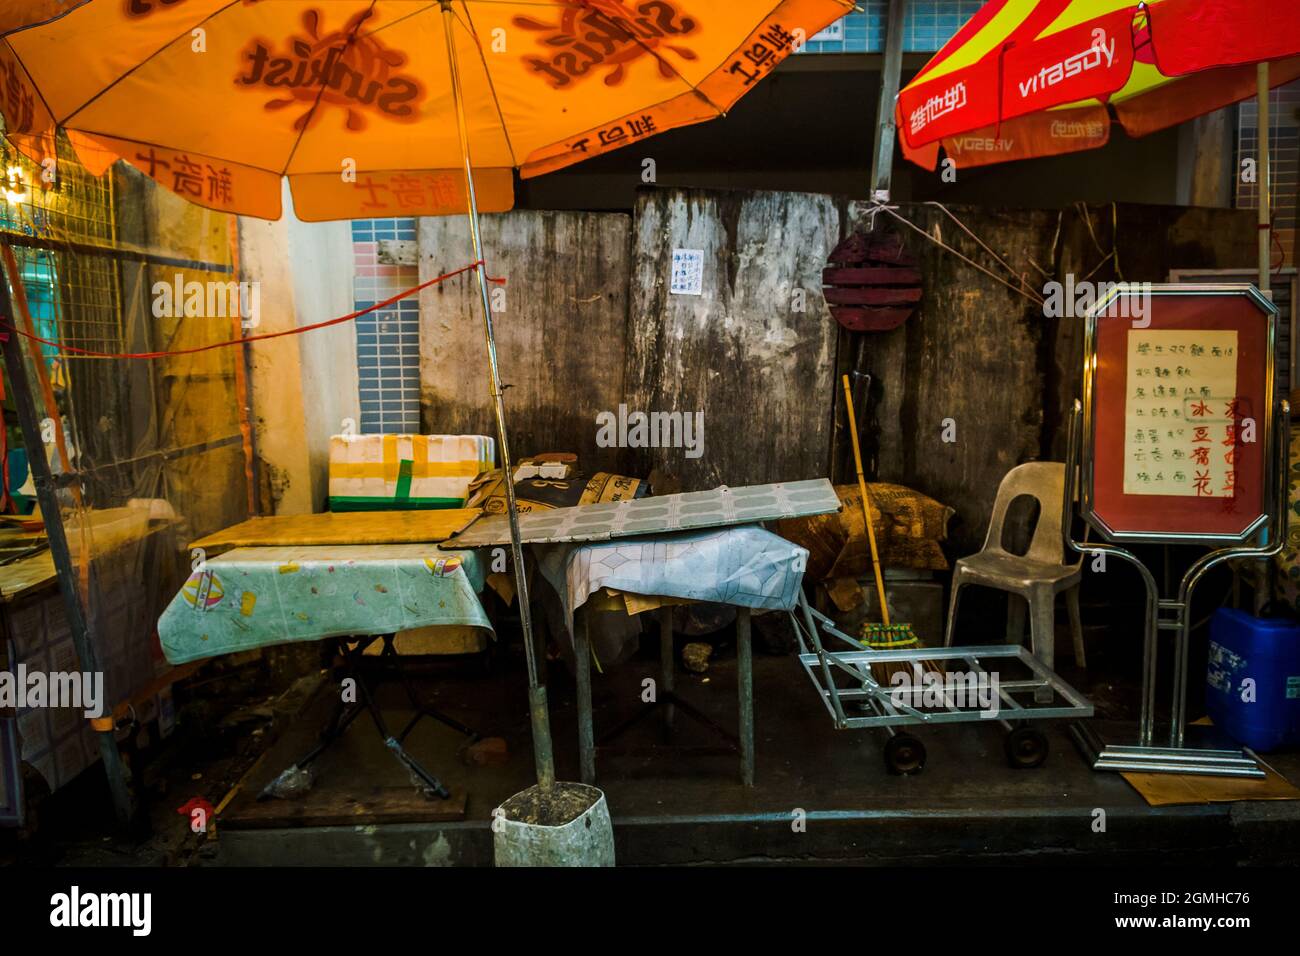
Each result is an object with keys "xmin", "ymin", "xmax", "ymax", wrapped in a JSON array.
[
  {"xmin": 1122, "ymin": 329, "xmax": 1239, "ymax": 497},
  {"xmin": 670, "ymin": 248, "xmax": 705, "ymax": 296}
]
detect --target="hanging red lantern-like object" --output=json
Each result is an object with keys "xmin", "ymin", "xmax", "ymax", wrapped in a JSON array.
[{"xmin": 822, "ymin": 229, "xmax": 921, "ymax": 332}]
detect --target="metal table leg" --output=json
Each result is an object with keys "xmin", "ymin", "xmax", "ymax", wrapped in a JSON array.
[
  {"xmin": 260, "ymin": 636, "xmax": 457, "ymax": 799},
  {"xmin": 585, "ymin": 599, "xmax": 752, "ymax": 784},
  {"xmin": 575, "ymin": 608, "xmax": 596, "ymax": 784},
  {"xmin": 660, "ymin": 606, "xmax": 675, "ymax": 736},
  {"xmin": 737, "ymin": 607, "xmax": 754, "ymax": 787}
]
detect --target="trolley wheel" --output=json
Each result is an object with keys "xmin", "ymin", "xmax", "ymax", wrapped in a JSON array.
[
  {"xmin": 1005, "ymin": 725, "xmax": 1049, "ymax": 769},
  {"xmin": 884, "ymin": 733, "xmax": 926, "ymax": 775}
]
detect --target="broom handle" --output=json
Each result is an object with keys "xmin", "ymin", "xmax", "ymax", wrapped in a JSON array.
[{"xmin": 842, "ymin": 374, "xmax": 890, "ymax": 627}]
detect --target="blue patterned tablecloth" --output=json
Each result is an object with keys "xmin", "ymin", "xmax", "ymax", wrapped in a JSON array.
[{"xmin": 158, "ymin": 545, "xmax": 490, "ymax": 664}]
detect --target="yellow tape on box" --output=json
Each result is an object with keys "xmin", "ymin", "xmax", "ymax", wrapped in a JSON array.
[{"xmin": 328, "ymin": 434, "xmax": 494, "ymax": 510}]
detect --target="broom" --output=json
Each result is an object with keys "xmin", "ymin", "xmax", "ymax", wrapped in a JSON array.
[{"xmin": 840, "ymin": 374, "xmax": 923, "ymax": 688}]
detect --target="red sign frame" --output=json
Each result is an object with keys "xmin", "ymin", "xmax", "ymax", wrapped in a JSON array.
[{"xmin": 1081, "ymin": 285, "xmax": 1276, "ymax": 545}]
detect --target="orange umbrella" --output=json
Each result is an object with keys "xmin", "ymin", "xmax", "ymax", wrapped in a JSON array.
[
  {"xmin": 1, "ymin": 0, "xmax": 851, "ymax": 219},
  {"xmin": 0, "ymin": 0, "xmax": 852, "ymax": 788}
]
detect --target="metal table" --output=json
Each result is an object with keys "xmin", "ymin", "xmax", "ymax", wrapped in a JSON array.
[{"xmin": 535, "ymin": 525, "xmax": 809, "ymax": 787}]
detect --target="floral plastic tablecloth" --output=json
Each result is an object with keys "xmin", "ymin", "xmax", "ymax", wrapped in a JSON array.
[{"xmin": 158, "ymin": 545, "xmax": 490, "ymax": 664}]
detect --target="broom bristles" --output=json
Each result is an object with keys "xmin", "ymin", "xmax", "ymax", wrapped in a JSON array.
[{"xmin": 860, "ymin": 622, "xmax": 944, "ymax": 685}]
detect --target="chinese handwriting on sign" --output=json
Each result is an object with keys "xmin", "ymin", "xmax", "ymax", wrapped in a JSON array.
[
  {"xmin": 1123, "ymin": 330, "xmax": 1241, "ymax": 498},
  {"xmin": 670, "ymin": 249, "xmax": 704, "ymax": 296}
]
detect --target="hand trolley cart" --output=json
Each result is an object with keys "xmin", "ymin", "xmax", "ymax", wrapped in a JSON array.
[{"xmin": 791, "ymin": 594, "xmax": 1094, "ymax": 774}]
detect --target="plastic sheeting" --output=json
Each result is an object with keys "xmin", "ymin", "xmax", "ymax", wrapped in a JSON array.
[
  {"xmin": 2, "ymin": 137, "xmax": 252, "ymax": 724},
  {"xmin": 535, "ymin": 525, "xmax": 810, "ymax": 633}
]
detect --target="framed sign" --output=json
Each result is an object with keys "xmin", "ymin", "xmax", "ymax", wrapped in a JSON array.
[{"xmin": 1080, "ymin": 284, "xmax": 1277, "ymax": 545}]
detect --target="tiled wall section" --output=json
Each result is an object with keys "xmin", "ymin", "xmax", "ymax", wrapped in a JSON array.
[
  {"xmin": 798, "ymin": 1, "xmax": 987, "ymax": 54},
  {"xmin": 351, "ymin": 218, "xmax": 421, "ymax": 434}
]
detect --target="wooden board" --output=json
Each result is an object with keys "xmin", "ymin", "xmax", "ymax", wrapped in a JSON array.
[
  {"xmin": 0, "ymin": 549, "xmax": 57, "ymax": 604},
  {"xmin": 224, "ymin": 787, "xmax": 468, "ymax": 829},
  {"xmin": 838, "ymin": 202, "xmax": 1260, "ymax": 555},
  {"xmin": 841, "ymin": 202, "xmax": 1056, "ymax": 555},
  {"xmin": 627, "ymin": 188, "xmax": 841, "ymax": 489},
  {"xmin": 188, "ymin": 509, "xmax": 480, "ymax": 551},
  {"xmin": 417, "ymin": 210, "xmax": 631, "ymax": 472}
]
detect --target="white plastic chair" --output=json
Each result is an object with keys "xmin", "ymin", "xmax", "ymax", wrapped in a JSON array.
[{"xmin": 943, "ymin": 462, "xmax": 1085, "ymax": 686}]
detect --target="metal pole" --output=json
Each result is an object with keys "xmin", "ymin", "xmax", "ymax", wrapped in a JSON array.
[
  {"xmin": 869, "ymin": 0, "xmax": 909, "ymax": 200},
  {"xmin": 659, "ymin": 605, "xmax": 675, "ymax": 735},
  {"xmin": 0, "ymin": 261, "xmax": 133, "ymax": 827},
  {"xmin": 1257, "ymin": 62, "xmax": 1271, "ymax": 295},
  {"xmin": 736, "ymin": 606, "xmax": 754, "ymax": 787},
  {"xmin": 440, "ymin": 1, "xmax": 554, "ymax": 788},
  {"xmin": 1063, "ymin": 400, "xmax": 1159, "ymax": 746},
  {"xmin": 575, "ymin": 609, "xmax": 594, "ymax": 785}
]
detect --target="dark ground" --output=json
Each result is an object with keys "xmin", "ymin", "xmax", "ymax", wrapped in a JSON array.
[{"xmin": 6, "ymin": 591, "xmax": 1299, "ymax": 867}]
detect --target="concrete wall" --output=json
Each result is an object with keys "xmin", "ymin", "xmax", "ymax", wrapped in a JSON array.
[
  {"xmin": 626, "ymin": 188, "xmax": 841, "ymax": 487},
  {"xmin": 417, "ymin": 210, "xmax": 631, "ymax": 470},
  {"xmin": 239, "ymin": 182, "xmax": 358, "ymax": 514},
  {"xmin": 412, "ymin": 186, "xmax": 1258, "ymax": 559}
]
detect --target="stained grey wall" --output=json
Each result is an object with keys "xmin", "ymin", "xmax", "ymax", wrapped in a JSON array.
[
  {"xmin": 418, "ymin": 210, "xmax": 631, "ymax": 472},
  {"xmin": 625, "ymin": 188, "xmax": 841, "ymax": 488},
  {"xmin": 416, "ymin": 190, "xmax": 1258, "ymax": 556}
]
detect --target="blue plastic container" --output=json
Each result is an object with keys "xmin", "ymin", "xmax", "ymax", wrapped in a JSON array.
[{"xmin": 1206, "ymin": 607, "xmax": 1300, "ymax": 752}]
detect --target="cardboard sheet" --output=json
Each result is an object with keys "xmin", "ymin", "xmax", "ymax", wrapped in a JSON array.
[
  {"xmin": 1120, "ymin": 717, "xmax": 1300, "ymax": 806},
  {"xmin": 1122, "ymin": 760, "xmax": 1300, "ymax": 806},
  {"xmin": 328, "ymin": 434, "xmax": 494, "ymax": 510}
]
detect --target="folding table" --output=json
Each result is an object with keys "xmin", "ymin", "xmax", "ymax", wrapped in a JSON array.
[
  {"xmin": 157, "ymin": 544, "xmax": 492, "ymax": 798},
  {"xmin": 535, "ymin": 525, "xmax": 810, "ymax": 787}
]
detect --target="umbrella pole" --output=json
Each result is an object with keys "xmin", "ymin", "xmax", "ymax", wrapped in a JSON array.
[
  {"xmin": 440, "ymin": 1, "xmax": 555, "ymax": 788},
  {"xmin": 1257, "ymin": 62, "xmax": 1271, "ymax": 295}
]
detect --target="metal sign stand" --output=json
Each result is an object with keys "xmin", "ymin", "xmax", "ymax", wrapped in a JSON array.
[
  {"xmin": 1064, "ymin": 398, "xmax": 1290, "ymax": 777},
  {"xmin": 1064, "ymin": 284, "xmax": 1289, "ymax": 778}
]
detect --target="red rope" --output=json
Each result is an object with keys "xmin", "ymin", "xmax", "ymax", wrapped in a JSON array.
[{"xmin": 0, "ymin": 260, "xmax": 502, "ymax": 360}]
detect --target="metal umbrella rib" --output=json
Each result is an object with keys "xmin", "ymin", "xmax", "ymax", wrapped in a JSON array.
[{"xmin": 439, "ymin": 0, "xmax": 554, "ymax": 786}]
